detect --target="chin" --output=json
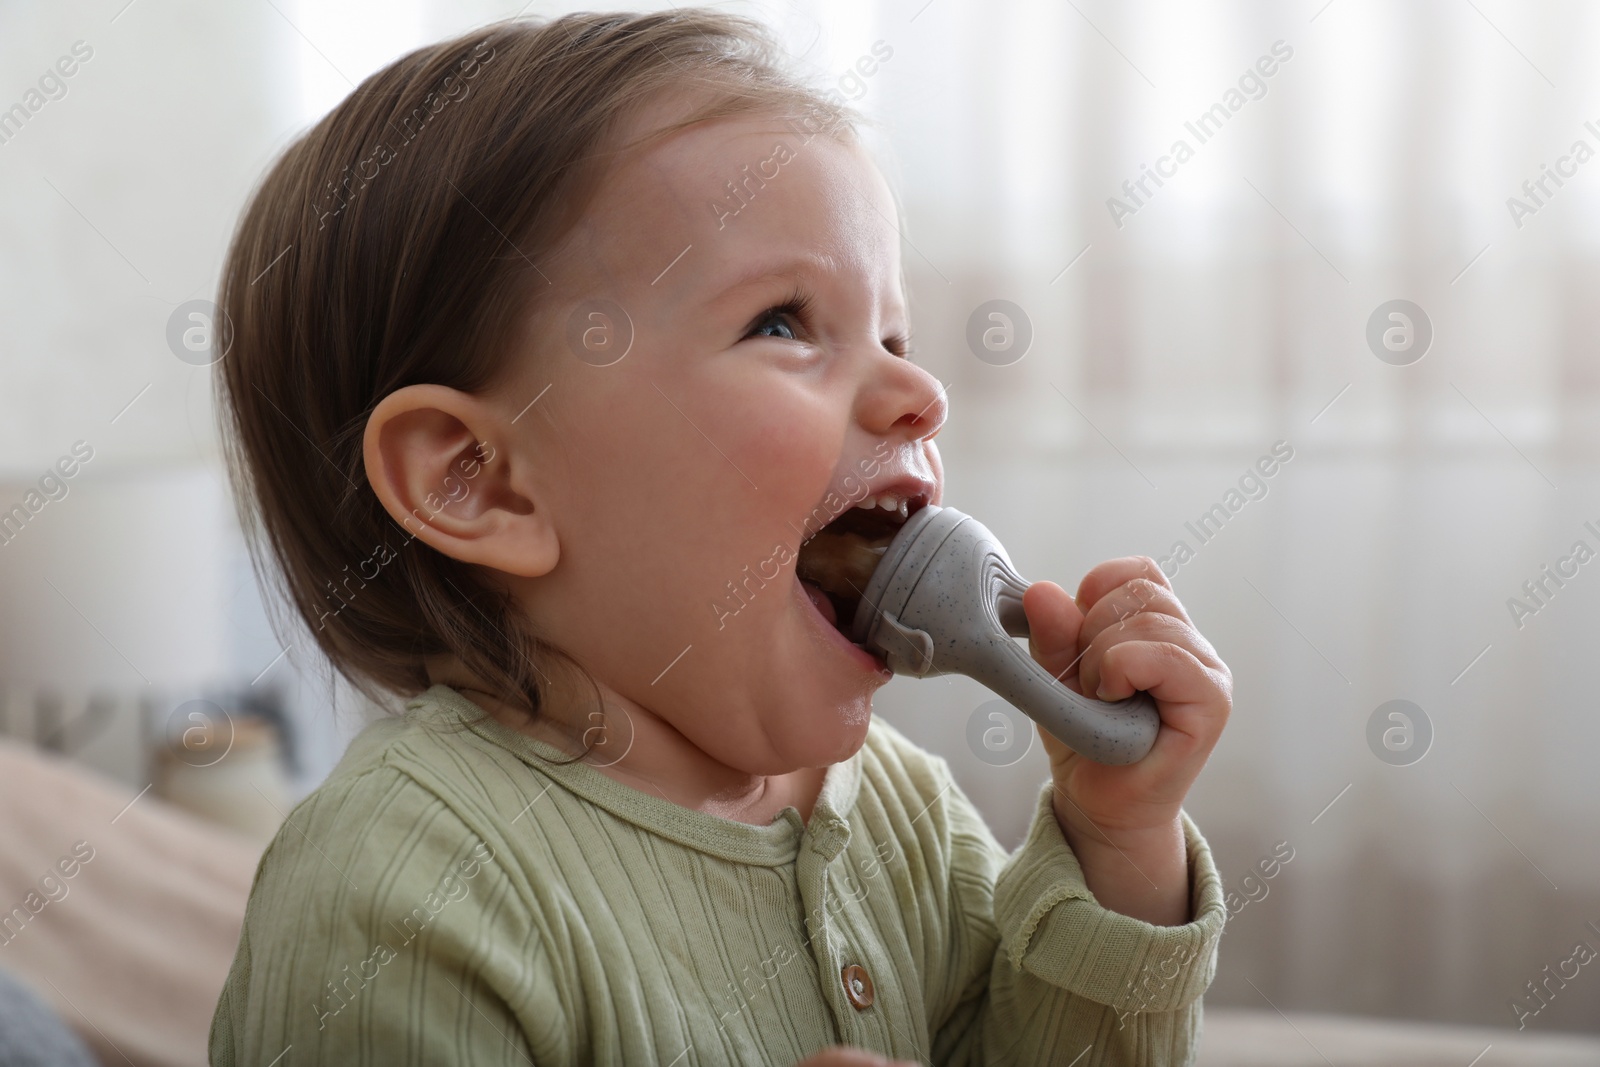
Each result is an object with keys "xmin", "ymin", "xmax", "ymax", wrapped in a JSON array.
[{"xmin": 766, "ymin": 690, "xmax": 877, "ymax": 771}]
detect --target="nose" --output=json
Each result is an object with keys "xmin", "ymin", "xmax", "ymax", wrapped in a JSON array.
[{"xmin": 856, "ymin": 348, "xmax": 947, "ymax": 443}]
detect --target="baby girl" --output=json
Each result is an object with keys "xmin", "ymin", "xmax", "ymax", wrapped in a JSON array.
[{"xmin": 208, "ymin": 9, "xmax": 1231, "ymax": 1065}]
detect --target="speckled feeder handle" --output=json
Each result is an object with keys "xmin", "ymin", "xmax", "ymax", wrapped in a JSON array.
[{"xmin": 849, "ymin": 505, "xmax": 1160, "ymax": 766}]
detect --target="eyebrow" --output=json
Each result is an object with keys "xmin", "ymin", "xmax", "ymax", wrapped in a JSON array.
[{"xmin": 702, "ymin": 254, "xmax": 839, "ymax": 308}]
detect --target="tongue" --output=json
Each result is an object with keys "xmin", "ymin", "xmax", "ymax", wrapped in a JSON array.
[{"xmin": 800, "ymin": 578, "xmax": 838, "ymax": 627}]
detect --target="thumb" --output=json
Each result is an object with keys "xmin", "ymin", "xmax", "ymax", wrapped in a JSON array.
[{"xmin": 1023, "ymin": 580, "xmax": 1085, "ymax": 682}]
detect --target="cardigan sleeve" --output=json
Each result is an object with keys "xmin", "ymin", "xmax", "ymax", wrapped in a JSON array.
[{"xmin": 931, "ymin": 778, "xmax": 1227, "ymax": 1067}]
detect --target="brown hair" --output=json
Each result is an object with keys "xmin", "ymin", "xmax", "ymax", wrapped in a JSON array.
[{"xmin": 215, "ymin": 10, "xmax": 856, "ymax": 719}]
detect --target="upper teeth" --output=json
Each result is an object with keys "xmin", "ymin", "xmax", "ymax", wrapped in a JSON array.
[{"xmin": 857, "ymin": 493, "xmax": 910, "ymax": 520}]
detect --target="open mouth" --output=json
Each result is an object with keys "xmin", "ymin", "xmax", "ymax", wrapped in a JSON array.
[{"xmin": 796, "ymin": 491, "xmax": 928, "ymax": 636}]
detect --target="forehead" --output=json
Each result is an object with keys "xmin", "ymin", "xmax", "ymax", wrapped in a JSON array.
[{"xmin": 552, "ymin": 112, "xmax": 903, "ymax": 301}]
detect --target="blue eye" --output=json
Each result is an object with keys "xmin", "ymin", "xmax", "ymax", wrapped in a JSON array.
[
  {"xmin": 744, "ymin": 288, "xmax": 813, "ymax": 343},
  {"xmin": 750, "ymin": 310, "xmax": 800, "ymax": 341}
]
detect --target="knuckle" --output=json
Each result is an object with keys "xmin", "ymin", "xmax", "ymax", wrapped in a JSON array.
[
  {"xmin": 1132, "ymin": 555, "xmax": 1168, "ymax": 584},
  {"xmin": 1125, "ymin": 577, "xmax": 1166, "ymax": 604},
  {"xmin": 1117, "ymin": 611, "xmax": 1181, "ymax": 641}
]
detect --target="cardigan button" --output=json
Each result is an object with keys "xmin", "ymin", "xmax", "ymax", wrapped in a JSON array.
[{"xmin": 841, "ymin": 964, "xmax": 875, "ymax": 1010}]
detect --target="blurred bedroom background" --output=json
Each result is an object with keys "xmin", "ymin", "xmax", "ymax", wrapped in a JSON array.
[{"xmin": 2, "ymin": 0, "xmax": 1599, "ymax": 1063}]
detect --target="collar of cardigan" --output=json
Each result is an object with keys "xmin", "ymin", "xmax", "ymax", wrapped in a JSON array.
[{"xmin": 413, "ymin": 684, "xmax": 867, "ymax": 868}]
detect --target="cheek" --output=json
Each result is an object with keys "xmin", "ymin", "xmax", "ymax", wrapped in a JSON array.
[
  {"xmin": 539, "ymin": 354, "xmax": 848, "ymax": 653},
  {"xmin": 554, "ymin": 370, "xmax": 827, "ymax": 586},
  {"xmin": 732, "ymin": 397, "xmax": 842, "ymax": 516},
  {"xmin": 658, "ymin": 359, "xmax": 846, "ymax": 543}
]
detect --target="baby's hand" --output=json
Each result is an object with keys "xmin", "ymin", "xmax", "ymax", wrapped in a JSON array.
[{"xmin": 1021, "ymin": 557, "xmax": 1231, "ymax": 924}]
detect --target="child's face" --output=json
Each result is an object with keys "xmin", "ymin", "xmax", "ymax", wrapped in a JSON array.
[{"xmin": 501, "ymin": 112, "xmax": 947, "ymax": 775}]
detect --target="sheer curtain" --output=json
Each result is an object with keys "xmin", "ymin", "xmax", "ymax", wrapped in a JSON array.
[{"xmin": 845, "ymin": 0, "xmax": 1600, "ymax": 1032}]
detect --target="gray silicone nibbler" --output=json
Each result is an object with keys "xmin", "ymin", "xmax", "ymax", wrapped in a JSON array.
[{"xmin": 849, "ymin": 504, "xmax": 1160, "ymax": 766}]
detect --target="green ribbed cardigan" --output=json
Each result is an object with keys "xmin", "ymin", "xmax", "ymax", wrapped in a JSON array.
[{"xmin": 210, "ymin": 685, "xmax": 1226, "ymax": 1065}]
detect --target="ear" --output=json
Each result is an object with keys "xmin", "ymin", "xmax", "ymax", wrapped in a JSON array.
[{"xmin": 362, "ymin": 384, "xmax": 557, "ymax": 578}]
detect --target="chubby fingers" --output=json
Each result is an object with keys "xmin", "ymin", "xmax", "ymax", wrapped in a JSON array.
[
  {"xmin": 1076, "ymin": 557, "xmax": 1180, "ymax": 620},
  {"xmin": 1078, "ymin": 558, "xmax": 1208, "ymax": 653},
  {"xmin": 1092, "ymin": 639, "xmax": 1232, "ymax": 750},
  {"xmin": 1072, "ymin": 557, "xmax": 1223, "ymax": 694}
]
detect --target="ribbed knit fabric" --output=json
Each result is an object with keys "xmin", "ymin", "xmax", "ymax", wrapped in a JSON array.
[{"xmin": 210, "ymin": 685, "xmax": 1226, "ymax": 1066}]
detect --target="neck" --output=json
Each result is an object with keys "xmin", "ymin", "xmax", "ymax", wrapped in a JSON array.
[{"xmin": 432, "ymin": 659, "xmax": 825, "ymax": 826}]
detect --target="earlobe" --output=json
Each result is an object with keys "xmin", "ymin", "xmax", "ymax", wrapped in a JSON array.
[{"xmin": 362, "ymin": 384, "xmax": 559, "ymax": 578}]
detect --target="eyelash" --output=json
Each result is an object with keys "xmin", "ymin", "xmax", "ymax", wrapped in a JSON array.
[{"xmin": 746, "ymin": 287, "xmax": 915, "ymax": 358}]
